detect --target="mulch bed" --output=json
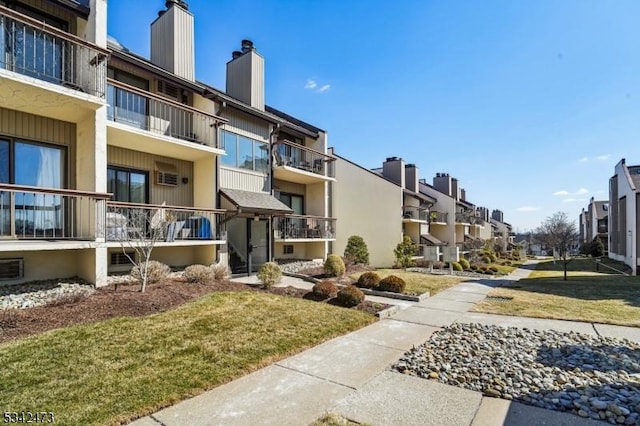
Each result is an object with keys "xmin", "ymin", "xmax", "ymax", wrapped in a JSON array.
[{"xmin": 0, "ymin": 277, "xmax": 387, "ymax": 345}]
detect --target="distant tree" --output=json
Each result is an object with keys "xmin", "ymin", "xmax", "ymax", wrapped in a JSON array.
[
  {"xmin": 344, "ymin": 235, "xmax": 370, "ymax": 265},
  {"xmin": 580, "ymin": 242, "xmax": 592, "ymax": 256},
  {"xmin": 591, "ymin": 236, "xmax": 605, "ymax": 258},
  {"xmin": 534, "ymin": 212, "xmax": 579, "ymax": 280}
]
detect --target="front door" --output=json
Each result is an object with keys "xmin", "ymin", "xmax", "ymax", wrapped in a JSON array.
[
  {"xmin": 249, "ymin": 219, "xmax": 268, "ymax": 273},
  {"xmin": 227, "ymin": 217, "xmax": 270, "ymax": 275}
]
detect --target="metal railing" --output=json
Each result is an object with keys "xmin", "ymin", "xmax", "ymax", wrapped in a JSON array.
[
  {"xmin": 273, "ymin": 140, "xmax": 336, "ymax": 178},
  {"xmin": 0, "ymin": 184, "xmax": 109, "ymax": 240},
  {"xmin": 106, "ymin": 202, "xmax": 226, "ymax": 242},
  {"xmin": 455, "ymin": 213, "xmax": 484, "ymax": 225},
  {"xmin": 0, "ymin": 6, "xmax": 108, "ymax": 97},
  {"xmin": 273, "ymin": 215, "xmax": 336, "ymax": 240},
  {"xmin": 429, "ymin": 211, "xmax": 448, "ymax": 224},
  {"xmin": 107, "ymin": 80, "xmax": 221, "ymax": 147},
  {"xmin": 402, "ymin": 206, "xmax": 428, "ymax": 221}
]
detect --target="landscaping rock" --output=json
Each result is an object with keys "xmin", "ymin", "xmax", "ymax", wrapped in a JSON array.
[
  {"xmin": 391, "ymin": 323, "xmax": 640, "ymax": 424},
  {"xmin": 0, "ymin": 278, "xmax": 95, "ymax": 310}
]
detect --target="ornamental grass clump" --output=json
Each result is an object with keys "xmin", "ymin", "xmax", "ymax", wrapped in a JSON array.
[
  {"xmin": 183, "ymin": 264, "xmax": 214, "ymax": 284},
  {"xmin": 131, "ymin": 260, "xmax": 170, "ymax": 285},
  {"xmin": 210, "ymin": 263, "xmax": 230, "ymax": 281},
  {"xmin": 312, "ymin": 280, "xmax": 338, "ymax": 299},
  {"xmin": 257, "ymin": 262, "xmax": 282, "ymax": 289},
  {"xmin": 337, "ymin": 285, "xmax": 365, "ymax": 307},
  {"xmin": 458, "ymin": 258, "xmax": 470, "ymax": 270},
  {"xmin": 324, "ymin": 254, "xmax": 346, "ymax": 277},
  {"xmin": 378, "ymin": 275, "xmax": 406, "ymax": 293},
  {"xmin": 356, "ymin": 271, "xmax": 380, "ymax": 289}
]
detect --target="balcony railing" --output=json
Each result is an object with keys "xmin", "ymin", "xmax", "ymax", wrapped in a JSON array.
[
  {"xmin": 402, "ymin": 206, "xmax": 428, "ymax": 221},
  {"xmin": 106, "ymin": 202, "xmax": 226, "ymax": 243},
  {"xmin": 0, "ymin": 184, "xmax": 109, "ymax": 240},
  {"xmin": 273, "ymin": 140, "xmax": 335, "ymax": 178},
  {"xmin": 429, "ymin": 211, "xmax": 448, "ymax": 224},
  {"xmin": 455, "ymin": 213, "xmax": 484, "ymax": 225},
  {"xmin": 0, "ymin": 6, "xmax": 108, "ymax": 97},
  {"xmin": 273, "ymin": 215, "xmax": 336, "ymax": 240},
  {"xmin": 107, "ymin": 80, "xmax": 221, "ymax": 147}
]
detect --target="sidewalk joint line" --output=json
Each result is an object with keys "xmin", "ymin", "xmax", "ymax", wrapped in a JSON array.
[
  {"xmin": 410, "ymin": 304, "xmax": 473, "ymax": 314},
  {"xmin": 591, "ymin": 323, "xmax": 601, "ymax": 337},
  {"xmin": 342, "ymin": 335, "xmax": 409, "ymax": 352},
  {"xmin": 149, "ymin": 415, "xmax": 167, "ymax": 426},
  {"xmin": 274, "ymin": 364, "xmax": 357, "ymax": 390}
]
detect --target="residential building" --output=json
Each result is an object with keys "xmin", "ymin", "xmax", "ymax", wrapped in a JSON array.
[
  {"xmin": 491, "ymin": 209, "xmax": 514, "ymax": 253},
  {"xmin": 608, "ymin": 158, "xmax": 640, "ymax": 274},
  {"xmin": 0, "ymin": 0, "xmax": 333, "ymax": 284},
  {"xmin": 579, "ymin": 198, "xmax": 609, "ymax": 251}
]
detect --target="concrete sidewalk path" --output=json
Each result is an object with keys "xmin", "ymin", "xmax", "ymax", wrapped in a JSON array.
[{"xmin": 130, "ymin": 260, "xmax": 638, "ymax": 425}]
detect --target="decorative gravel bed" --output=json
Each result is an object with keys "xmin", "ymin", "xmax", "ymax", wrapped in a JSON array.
[
  {"xmin": 276, "ymin": 259, "xmax": 324, "ymax": 274},
  {"xmin": 0, "ymin": 278, "xmax": 94, "ymax": 310},
  {"xmin": 406, "ymin": 267, "xmax": 493, "ymax": 279},
  {"xmin": 393, "ymin": 323, "xmax": 640, "ymax": 425}
]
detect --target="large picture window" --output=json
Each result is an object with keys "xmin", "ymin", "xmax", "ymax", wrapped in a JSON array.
[
  {"xmin": 0, "ymin": 137, "xmax": 66, "ymax": 238},
  {"xmin": 220, "ymin": 130, "xmax": 268, "ymax": 173}
]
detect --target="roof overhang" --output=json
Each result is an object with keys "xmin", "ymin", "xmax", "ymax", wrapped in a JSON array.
[{"xmin": 220, "ymin": 188, "xmax": 293, "ymax": 215}]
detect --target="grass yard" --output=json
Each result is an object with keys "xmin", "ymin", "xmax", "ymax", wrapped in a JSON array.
[
  {"xmin": 310, "ymin": 413, "xmax": 369, "ymax": 426},
  {"xmin": 473, "ymin": 258, "xmax": 640, "ymax": 327},
  {"xmin": 350, "ymin": 269, "xmax": 465, "ymax": 296},
  {"xmin": 0, "ymin": 292, "xmax": 375, "ymax": 426}
]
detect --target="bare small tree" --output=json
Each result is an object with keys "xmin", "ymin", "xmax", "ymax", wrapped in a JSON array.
[
  {"xmin": 108, "ymin": 204, "xmax": 167, "ymax": 292},
  {"xmin": 534, "ymin": 211, "xmax": 579, "ymax": 280}
]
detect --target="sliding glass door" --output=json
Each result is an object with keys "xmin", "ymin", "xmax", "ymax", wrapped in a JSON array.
[{"xmin": 0, "ymin": 139, "xmax": 9, "ymax": 236}]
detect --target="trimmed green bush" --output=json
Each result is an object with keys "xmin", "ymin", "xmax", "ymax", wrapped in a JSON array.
[
  {"xmin": 451, "ymin": 261, "xmax": 463, "ymax": 271},
  {"xmin": 131, "ymin": 260, "xmax": 170, "ymax": 285},
  {"xmin": 482, "ymin": 255, "xmax": 492, "ymax": 264},
  {"xmin": 257, "ymin": 262, "xmax": 282, "ymax": 289},
  {"xmin": 312, "ymin": 280, "xmax": 338, "ymax": 299},
  {"xmin": 479, "ymin": 266, "xmax": 488, "ymax": 273},
  {"xmin": 489, "ymin": 266, "xmax": 498, "ymax": 273},
  {"xmin": 470, "ymin": 264, "xmax": 478, "ymax": 271},
  {"xmin": 344, "ymin": 235, "xmax": 370, "ymax": 265},
  {"xmin": 357, "ymin": 271, "xmax": 380, "ymax": 289},
  {"xmin": 337, "ymin": 285, "xmax": 365, "ymax": 307},
  {"xmin": 394, "ymin": 235, "xmax": 418, "ymax": 268},
  {"xmin": 378, "ymin": 275, "xmax": 406, "ymax": 293},
  {"xmin": 458, "ymin": 258, "xmax": 470, "ymax": 270},
  {"xmin": 183, "ymin": 264, "xmax": 214, "ymax": 284},
  {"xmin": 489, "ymin": 253, "xmax": 497, "ymax": 263},
  {"xmin": 324, "ymin": 254, "xmax": 346, "ymax": 277}
]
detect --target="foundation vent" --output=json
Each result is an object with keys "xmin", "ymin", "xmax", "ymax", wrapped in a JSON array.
[{"xmin": 110, "ymin": 252, "xmax": 135, "ymax": 266}]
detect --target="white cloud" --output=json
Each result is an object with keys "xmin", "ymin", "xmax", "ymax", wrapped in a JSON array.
[
  {"xmin": 515, "ymin": 206, "xmax": 540, "ymax": 212},
  {"xmin": 562, "ymin": 198, "xmax": 586, "ymax": 203},
  {"xmin": 595, "ymin": 154, "xmax": 610, "ymax": 161},
  {"xmin": 553, "ymin": 190, "xmax": 570, "ymax": 196},
  {"xmin": 317, "ymin": 84, "xmax": 331, "ymax": 93},
  {"xmin": 574, "ymin": 188, "xmax": 588, "ymax": 195},
  {"xmin": 578, "ymin": 157, "xmax": 589, "ymax": 162},
  {"xmin": 304, "ymin": 79, "xmax": 317, "ymax": 89}
]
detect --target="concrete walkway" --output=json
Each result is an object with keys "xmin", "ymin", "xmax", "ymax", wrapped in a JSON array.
[{"xmin": 130, "ymin": 261, "xmax": 639, "ymax": 426}]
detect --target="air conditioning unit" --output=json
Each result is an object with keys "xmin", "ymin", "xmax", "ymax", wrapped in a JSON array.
[
  {"xmin": 0, "ymin": 258, "xmax": 24, "ymax": 281},
  {"xmin": 155, "ymin": 162, "xmax": 179, "ymax": 187}
]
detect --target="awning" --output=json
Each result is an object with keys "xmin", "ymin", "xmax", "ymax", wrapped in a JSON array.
[
  {"xmin": 421, "ymin": 234, "xmax": 445, "ymax": 246},
  {"xmin": 220, "ymin": 188, "xmax": 293, "ymax": 215},
  {"xmin": 464, "ymin": 234, "xmax": 483, "ymax": 242}
]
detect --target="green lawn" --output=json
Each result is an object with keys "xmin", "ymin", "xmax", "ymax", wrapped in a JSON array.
[
  {"xmin": 311, "ymin": 413, "xmax": 369, "ymax": 426},
  {"xmin": 350, "ymin": 269, "xmax": 465, "ymax": 296},
  {"xmin": 473, "ymin": 258, "xmax": 640, "ymax": 326},
  {"xmin": 0, "ymin": 292, "xmax": 375, "ymax": 425}
]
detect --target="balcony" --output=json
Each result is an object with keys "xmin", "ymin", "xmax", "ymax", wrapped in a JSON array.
[
  {"xmin": 0, "ymin": 184, "xmax": 110, "ymax": 250},
  {"xmin": 429, "ymin": 211, "xmax": 448, "ymax": 225},
  {"xmin": 402, "ymin": 206, "xmax": 428, "ymax": 223},
  {"xmin": 273, "ymin": 140, "xmax": 336, "ymax": 184},
  {"xmin": 106, "ymin": 80, "xmax": 225, "ymax": 161},
  {"xmin": 106, "ymin": 202, "xmax": 226, "ymax": 246},
  {"xmin": 0, "ymin": 6, "xmax": 108, "ymax": 121},
  {"xmin": 273, "ymin": 215, "xmax": 336, "ymax": 241},
  {"xmin": 455, "ymin": 213, "xmax": 484, "ymax": 226}
]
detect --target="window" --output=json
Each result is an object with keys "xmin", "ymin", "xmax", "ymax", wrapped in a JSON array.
[
  {"xmin": 107, "ymin": 166, "xmax": 148, "ymax": 203},
  {"xmin": 107, "ymin": 68, "xmax": 149, "ymax": 129},
  {"xmin": 283, "ymin": 245, "xmax": 294, "ymax": 255},
  {"xmin": 279, "ymin": 193, "xmax": 304, "ymax": 215},
  {"xmin": 220, "ymin": 130, "xmax": 268, "ymax": 173}
]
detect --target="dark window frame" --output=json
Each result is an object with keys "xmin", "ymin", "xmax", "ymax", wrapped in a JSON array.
[{"xmin": 107, "ymin": 165, "xmax": 149, "ymax": 204}]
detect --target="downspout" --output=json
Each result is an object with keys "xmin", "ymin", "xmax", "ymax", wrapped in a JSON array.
[
  {"xmin": 269, "ymin": 123, "xmax": 281, "ymax": 263},
  {"xmin": 215, "ymin": 100, "xmax": 227, "ymax": 263}
]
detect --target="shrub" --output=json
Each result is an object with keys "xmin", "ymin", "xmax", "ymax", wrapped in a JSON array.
[
  {"xmin": 257, "ymin": 262, "xmax": 282, "ymax": 289},
  {"xmin": 458, "ymin": 258, "xmax": 470, "ymax": 270},
  {"xmin": 131, "ymin": 260, "xmax": 170, "ymax": 285},
  {"xmin": 479, "ymin": 266, "xmax": 488, "ymax": 273},
  {"xmin": 489, "ymin": 253, "xmax": 497, "ymax": 263},
  {"xmin": 312, "ymin": 280, "xmax": 338, "ymax": 299},
  {"xmin": 378, "ymin": 275, "xmax": 406, "ymax": 293},
  {"xmin": 482, "ymin": 255, "xmax": 491, "ymax": 264},
  {"xmin": 344, "ymin": 235, "xmax": 370, "ymax": 265},
  {"xmin": 210, "ymin": 263, "xmax": 230, "ymax": 281},
  {"xmin": 324, "ymin": 254, "xmax": 346, "ymax": 277},
  {"xmin": 469, "ymin": 265, "xmax": 478, "ymax": 272},
  {"xmin": 183, "ymin": 264, "xmax": 214, "ymax": 284},
  {"xmin": 591, "ymin": 237, "xmax": 605, "ymax": 258},
  {"xmin": 450, "ymin": 261, "xmax": 462, "ymax": 271},
  {"xmin": 337, "ymin": 285, "xmax": 365, "ymax": 307},
  {"xmin": 484, "ymin": 269, "xmax": 494, "ymax": 275},
  {"xmin": 394, "ymin": 235, "xmax": 418, "ymax": 268},
  {"xmin": 504, "ymin": 260, "xmax": 512, "ymax": 266},
  {"xmin": 432, "ymin": 261, "xmax": 444, "ymax": 270},
  {"xmin": 357, "ymin": 271, "xmax": 380, "ymax": 289},
  {"xmin": 489, "ymin": 266, "xmax": 498, "ymax": 273}
]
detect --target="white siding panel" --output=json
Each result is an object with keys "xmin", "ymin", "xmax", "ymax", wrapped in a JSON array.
[
  {"xmin": 220, "ymin": 167, "xmax": 269, "ymax": 193},
  {"xmin": 220, "ymin": 111, "xmax": 270, "ymax": 142}
]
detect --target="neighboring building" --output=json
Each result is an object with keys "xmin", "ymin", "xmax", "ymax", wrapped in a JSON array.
[
  {"xmin": 579, "ymin": 198, "xmax": 609, "ymax": 251},
  {"xmin": 330, "ymin": 151, "xmax": 403, "ymax": 267},
  {"xmin": 491, "ymin": 209, "xmax": 514, "ymax": 253},
  {"xmin": 609, "ymin": 158, "xmax": 640, "ymax": 274},
  {"xmin": 0, "ymin": 0, "xmax": 333, "ymax": 284}
]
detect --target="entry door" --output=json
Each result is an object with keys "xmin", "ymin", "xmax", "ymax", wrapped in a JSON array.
[{"xmin": 249, "ymin": 219, "xmax": 269, "ymax": 273}]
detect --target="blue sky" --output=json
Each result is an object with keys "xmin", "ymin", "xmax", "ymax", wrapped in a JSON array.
[{"xmin": 108, "ymin": 0, "xmax": 640, "ymax": 231}]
